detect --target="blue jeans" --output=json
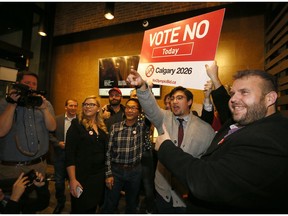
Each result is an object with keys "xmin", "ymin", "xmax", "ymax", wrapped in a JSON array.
[
  {"xmin": 53, "ymin": 149, "xmax": 67, "ymax": 205},
  {"xmin": 102, "ymin": 164, "xmax": 142, "ymax": 213}
]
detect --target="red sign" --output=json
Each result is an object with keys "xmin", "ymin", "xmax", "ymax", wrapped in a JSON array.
[
  {"xmin": 139, "ymin": 9, "xmax": 225, "ymax": 63},
  {"xmin": 137, "ymin": 9, "xmax": 225, "ymax": 90}
]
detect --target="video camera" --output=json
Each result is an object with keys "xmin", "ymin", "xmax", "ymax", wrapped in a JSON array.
[{"xmin": 6, "ymin": 83, "xmax": 46, "ymax": 108}]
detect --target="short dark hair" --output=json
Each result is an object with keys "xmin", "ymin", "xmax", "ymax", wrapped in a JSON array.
[
  {"xmin": 16, "ymin": 71, "xmax": 38, "ymax": 82},
  {"xmin": 126, "ymin": 98, "xmax": 142, "ymax": 111},
  {"xmin": 65, "ymin": 99, "xmax": 78, "ymax": 106},
  {"xmin": 164, "ymin": 92, "xmax": 171, "ymax": 101},
  {"xmin": 233, "ymin": 70, "xmax": 278, "ymax": 94},
  {"xmin": 170, "ymin": 86, "xmax": 193, "ymax": 109}
]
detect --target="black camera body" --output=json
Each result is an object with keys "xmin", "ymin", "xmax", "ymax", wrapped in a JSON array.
[
  {"xmin": 23, "ymin": 169, "xmax": 37, "ymax": 186},
  {"xmin": 6, "ymin": 83, "xmax": 45, "ymax": 107}
]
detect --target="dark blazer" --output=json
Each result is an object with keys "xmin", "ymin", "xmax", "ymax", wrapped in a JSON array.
[
  {"xmin": 158, "ymin": 112, "xmax": 288, "ymax": 213},
  {"xmin": 65, "ymin": 118, "xmax": 108, "ymax": 181},
  {"xmin": 157, "ymin": 86, "xmax": 288, "ymax": 213},
  {"xmin": 50, "ymin": 114, "xmax": 65, "ymax": 145},
  {"xmin": 211, "ymin": 85, "xmax": 231, "ymax": 124},
  {"xmin": 65, "ymin": 118, "xmax": 108, "ymax": 212},
  {"xmin": 49, "ymin": 114, "xmax": 65, "ymax": 158}
]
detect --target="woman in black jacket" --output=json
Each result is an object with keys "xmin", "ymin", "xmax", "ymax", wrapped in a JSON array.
[{"xmin": 66, "ymin": 95, "xmax": 108, "ymax": 213}]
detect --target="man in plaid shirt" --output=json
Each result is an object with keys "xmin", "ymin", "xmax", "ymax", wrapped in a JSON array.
[{"xmin": 102, "ymin": 98, "xmax": 148, "ymax": 214}]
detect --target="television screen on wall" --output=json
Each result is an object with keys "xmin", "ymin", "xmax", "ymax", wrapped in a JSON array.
[{"xmin": 98, "ymin": 55, "xmax": 161, "ymax": 97}]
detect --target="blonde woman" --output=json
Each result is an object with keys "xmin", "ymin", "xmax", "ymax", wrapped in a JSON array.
[{"xmin": 65, "ymin": 96, "xmax": 108, "ymax": 213}]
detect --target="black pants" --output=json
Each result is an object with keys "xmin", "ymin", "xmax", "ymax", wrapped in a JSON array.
[{"xmin": 141, "ymin": 150, "xmax": 156, "ymax": 212}]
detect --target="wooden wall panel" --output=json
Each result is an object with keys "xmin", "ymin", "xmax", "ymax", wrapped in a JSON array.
[{"xmin": 265, "ymin": 3, "xmax": 288, "ymax": 117}]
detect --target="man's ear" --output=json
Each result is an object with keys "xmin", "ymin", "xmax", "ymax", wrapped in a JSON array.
[
  {"xmin": 188, "ymin": 99, "xmax": 193, "ymax": 107},
  {"xmin": 265, "ymin": 91, "xmax": 278, "ymax": 107}
]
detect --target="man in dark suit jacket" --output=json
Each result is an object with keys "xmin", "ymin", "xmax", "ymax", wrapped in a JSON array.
[
  {"xmin": 154, "ymin": 62, "xmax": 288, "ymax": 213},
  {"xmin": 49, "ymin": 99, "xmax": 78, "ymax": 214}
]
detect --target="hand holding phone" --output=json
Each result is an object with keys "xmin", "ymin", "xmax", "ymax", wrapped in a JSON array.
[{"xmin": 76, "ymin": 186, "xmax": 83, "ymax": 198}]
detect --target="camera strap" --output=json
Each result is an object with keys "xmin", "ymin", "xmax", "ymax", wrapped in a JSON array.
[
  {"xmin": 14, "ymin": 108, "xmax": 40, "ymax": 157},
  {"xmin": 5, "ymin": 95, "xmax": 17, "ymax": 104},
  {"xmin": 15, "ymin": 134, "xmax": 39, "ymax": 157}
]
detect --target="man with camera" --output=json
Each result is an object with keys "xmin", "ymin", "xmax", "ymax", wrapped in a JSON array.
[{"xmin": 0, "ymin": 71, "xmax": 56, "ymax": 180}]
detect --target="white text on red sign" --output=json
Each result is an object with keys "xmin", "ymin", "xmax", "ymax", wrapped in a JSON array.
[{"xmin": 149, "ymin": 20, "xmax": 209, "ymax": 57}]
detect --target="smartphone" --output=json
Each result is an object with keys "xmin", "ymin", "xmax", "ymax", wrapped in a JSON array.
[{"xmin": 76, "ymin": 186, "xmax": 83, "ymax": 198}]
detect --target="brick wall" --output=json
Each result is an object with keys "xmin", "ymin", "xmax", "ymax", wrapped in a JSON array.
[
  {"xmin": 51, "ymin": 2, "xmax": 264, "ymax": 115},
  {"xmin": 54, "ymin": 2, "xmax": 227, "ymax": 36}
]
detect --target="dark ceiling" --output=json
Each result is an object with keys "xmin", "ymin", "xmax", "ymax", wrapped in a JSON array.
[
  {"xmin": 0, "ymin": 2, "xmax": 43, "ymax": 36},
  {"xmin": 0, "ymin": 2, "xmax": 44, "ymax": 67}
]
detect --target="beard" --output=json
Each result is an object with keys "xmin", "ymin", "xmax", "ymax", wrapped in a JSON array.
[
  {"xmin": 232, "ymin": 98, "xmax": 267, "ymax": 126},
  {"xmin": 109, "ymin": 98, "xmax": 121, "ymax": 106}
]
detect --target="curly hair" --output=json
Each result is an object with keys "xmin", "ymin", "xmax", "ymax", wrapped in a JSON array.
[{"xmin": 78, "ymin": 95, "xmax": 108, "ymax": 134}]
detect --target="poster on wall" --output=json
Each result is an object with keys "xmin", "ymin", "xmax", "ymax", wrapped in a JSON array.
[
  {"xmin": 137, "ymin": 8, "xmax": 225, "ymax": 90},
  {"xmin": 98, "ymin": 55, "xmax": 161, "ymax": 96},
  {"xmin": 0, "ymin": 66, "xmax": 18, "ymax": 99}
]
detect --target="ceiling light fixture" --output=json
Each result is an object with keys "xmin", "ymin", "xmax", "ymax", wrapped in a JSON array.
[
  {"xmin": 104, "ymin": 2, "xmax": 115, "ymax": 20},
  {"xmin": 38, "ymin": 16, "xmax": 47, "ymax": 37}
]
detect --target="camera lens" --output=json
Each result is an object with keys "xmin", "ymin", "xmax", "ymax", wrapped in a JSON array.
[{"xmin": 26, "ymin": 96, "xmax": 43, "ymax": 107}]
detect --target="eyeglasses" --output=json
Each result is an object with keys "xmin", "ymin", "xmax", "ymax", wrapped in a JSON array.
[
  {"xmin": 125, "ymin": 106, "xmax": 139, "ymax": 111},
  {"xmin": 82, "ymin": 103, "xmax": 98, "ymax": 108},
  {"xmin": 170, "ymin": 95, "xmax": 186, "ymax": 101}
]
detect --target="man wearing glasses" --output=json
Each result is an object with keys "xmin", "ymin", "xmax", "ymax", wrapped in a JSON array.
[
  {"xmin": 126, "ymin": 71, "xmax": 215, "ymax": 213},
  {"xmin": 102, "ymin": 98, "xmax": 148, "ymax": 213}
]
